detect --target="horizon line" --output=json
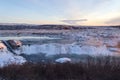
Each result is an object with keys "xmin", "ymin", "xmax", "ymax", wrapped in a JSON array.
[{"xmin": 0, "ymin": 22, "xmax": 119, "ymax": 27}]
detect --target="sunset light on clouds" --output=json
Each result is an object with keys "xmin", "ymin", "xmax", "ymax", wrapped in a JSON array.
[{"xmin": 0, "ymin": 0, "xmax": 120, "ymax": 25}]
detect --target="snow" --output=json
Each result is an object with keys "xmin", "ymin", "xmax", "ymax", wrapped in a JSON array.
[
  {"xmin": 55, "ymin": 58, "xmax": 71, "ymax": 63},
  {"xmin": 20, "ymin": 43, "xmax": 113, "ymax": 56},
  {"xmin": 0, "ymin": 26, "xmax": 120, "ymax": 66},
  {"xmin": 0, "ymin": 49, "xmax": 26, "ymax": 67},
  {"xmin": 0, "ymin": 36, "xmax": 60, "ymax": 40},
  {"xmin": 19, "ymin": 27, "xmax": 120, "ymax": 57}
]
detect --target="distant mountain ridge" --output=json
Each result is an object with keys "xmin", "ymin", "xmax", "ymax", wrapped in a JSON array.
[
  {"xmin": 0, "ymin": 23, "xmax": 119, "ymax": 30},
  {"xmin": 0, "ymin": 24, "xmax": 79, "ymax": 30}
]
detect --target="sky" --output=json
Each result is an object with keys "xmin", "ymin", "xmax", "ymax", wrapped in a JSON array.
[{"xmin": 0, "ymin": 0, "xmax": 120, "ymax": 25}]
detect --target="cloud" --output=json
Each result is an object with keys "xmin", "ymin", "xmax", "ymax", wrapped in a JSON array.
[
  {"xmin": 105, "ymin": 17, "xmax": 120, "ymax": 25},
  {"xmin": 61, "ymin": 19, "xmax": 87, "ymax": 25}
]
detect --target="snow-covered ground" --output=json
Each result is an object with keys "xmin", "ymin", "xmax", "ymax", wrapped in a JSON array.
[
  {"xmin": 0, "ymin": 27, "xmax": 120, "ymax": 66},
  {"xmin": 0, "ymin": 48, "xmax": 26, "ymax": 67},
  {"xmin": 55, "ymin": 57, "xmax": 71, "ymax": 63},
  {"xmin": 19, "ymin": 27, "xmax": 120, "ymax": 56},
  {"xmin": 0, "ymin": 36, "xmax": 60, "ymax": 40},
  {"xmin": 20, "ymin": 43, "xmax": 113, "ymax": 56}
]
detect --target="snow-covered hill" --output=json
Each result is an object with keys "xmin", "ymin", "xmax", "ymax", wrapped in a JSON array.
[
  {"xmin": 0, "ymin": 49, "xmax": 26, "ymax": 67},
  {"xmin": 19, "ymin": 27, "xmax": 120, "ymax": 57},
  {"xmin": 0, "ymin": 26, "xmax": 120, "ymax": 66}
]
